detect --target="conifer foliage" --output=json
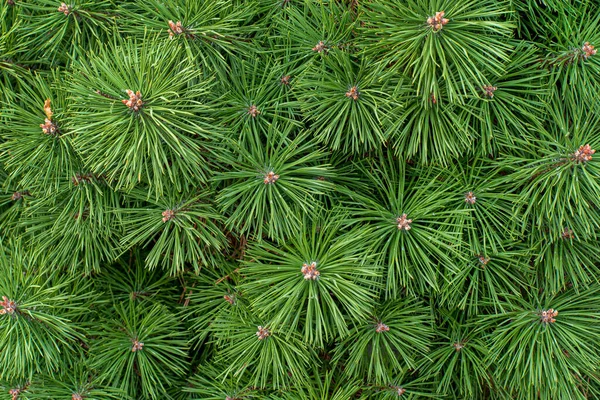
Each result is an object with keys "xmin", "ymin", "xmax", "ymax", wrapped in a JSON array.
[{"xmin": 1, "ymin": 0, "xmax": 600, "ymax": 399}]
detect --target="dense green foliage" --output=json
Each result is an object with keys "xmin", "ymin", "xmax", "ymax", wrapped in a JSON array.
[{"xmin": 2, "ymin": 0, "xmax": 600, "ymax": 399}]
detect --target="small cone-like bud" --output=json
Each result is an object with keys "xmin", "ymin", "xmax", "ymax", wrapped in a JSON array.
[
  {"xmin": 58, "ymin": 3, "xmax": 72, "ymax": 15},
  {"xmin": 301, "ymin": 261, "xmax": 320, "ymax": 280},
  {"xmin": 168, "ymin": 20, "xmax": 184, "ymax": 38},
  {"xmin": 345, "ymin": 86, "xmax": 359, "ymax": 100},
  {"xmin": 561, "ymin": 227, "xmax": 574, "ymax": 240},
  {"xmin": 122, "ymin": 90, "xmax": 144, "ymax": 112},
  {"xmin": 0, "ymin": 296, "xmax": 17, "ymax": 315},
  {"xmin": 131, "ymin": 339, "xmax": 144, "ymax": 352},
  {"xmin": 312, "ymin": 41, "xmax": 327, "ymax": 53},
  {"xmin": 540, "ymin": 308, "xmax": 558, "ymax": 324},
  {"xmin": 247, "ymin": 104, "xmax": 260, "ymax": 118},
  {"xmin": 396, "ymin": 214, "xmax": 413, "ymax": 230},
  {"xmin": 482, "ymin": 85, "xmax": 497, "ymax": 98},
  {"xmin": 263, "ymin": 170, "xmax": 279, "ymax": 184},
  {"xmin": 162, "ymin": 209, "xmax": 175, "ymax": 223},
  {"xmin": 582, "ymin": 42, "xmax": 597, "ymax": 59},
  {"xmin": 427, "ymin": 11, "xmax": 449, "ymax": 31},
  {"xmin": 464, "ymin": 191, "xmax": 477, "ymax": 204},
  {"xmin": 256, "ymin": 326, "xmax": 270, "ymax": 340},
  {"xmin": 477, "ymin": 254, "xmax": 490, "ymax": 266},
  {"xmin": 572, "ymin": 144, "xmax": 595, "ymax": 163}
]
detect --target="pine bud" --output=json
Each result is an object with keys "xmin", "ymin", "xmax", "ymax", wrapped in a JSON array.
[
  {"xmin": 301, "ymin": 261, "xmax": 320, "ymax": 280},
  {"xmin": 280, "ymin": 75, "xmax": 291, "ymax": 85},
  {"xmin": 427, "ymin": 11, "xmax": 449, "ymax": 32},
  {"xmin": 263, "ymin": 170, "xmax": 279, "ymax": 184},
  {"xmin": 0, "ymin": 296, "xmax": 17, "ymax": 315},
  {"xmin": 58, "ymin": 3, "xmax": 72, "ymax": 15},
  {"xmin": 162, "ymin": 209, "xmax": 175, "ymax": 223},
  {"xmin": 482, "ymin": 85, "xmax": 497, "ymax": 98},
  {"xmin": 40, "ymin": 99, "xmax": 59, "ymax": 135},
  {"xmin": 131, "ymin": 338, "xmax": 144, "ymax": 352},
  {"xmin": 256, "ymin": 326, "xmax": 270, "ymax": 340},
  {"xmin": 453, "ymin": 342, "xmax": 464, "ymax": 351},
  {"xmin": 464, "ymin": 191, "xmax": 477, "ymax": 204},
  {"xmin": 168, "ymin": 20, "xmax": 184, "ymax": 38},
  {"xmin": 43, "ymin": 99, "xmax": 53, "ymax": 120},
  {"xmin": 582, "ymin": 42, "xmax": 596, "ymax": 59},
  {"xmin": 247, "ymin": 104, "xmax": 260, "ymax": 118},
  {"xmin": 9, "ymin": 388, "xmax": 20, "ymax": 400},
  {"xmin": 561, "ymin": 227, "xmax": 574, "ymax": 240},
  {"xmin": 391, "ymin": 386, "xmax": 406, "ymax": 396},
  {"xmin": 40, "ymin": 118, "xmax": 59, "ymax": 136},
  {"xmin": 122, "ymin": 90, "xmax": 144, "ymax": 112},
  {"xmin": 396, "ymin": 213, "xmax": 412, "ymax": 231},
  {"xmin": 72, "ymin": 394, "xmax": 83, "ymax": 400},
  {"xmin": 312, "ymin": 41, "xmax": 327, "ymax": 53},
  {"xmin": 11, "ymin": 191, "xmax": 30, "ymax": 201},
  {"xmin": 477, "ymin": 254, "xmax": 490, "ymax": 266},
  {"xmin": 345, "ymin": 86, "xmax": 359, "ymax": 100},
  {"xmin": 540, "ymin": 308, "xmax": 558, "ymax": 324},
  {"xmin": 375, "ymin": 322, "xmax": 390, "ymax": 333},
  {"xmin": 572, "ymin": 144, "xmax": 595, "ymax": 163}
]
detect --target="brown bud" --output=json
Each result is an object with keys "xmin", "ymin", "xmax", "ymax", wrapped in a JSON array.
[
  {"xmin": 162, "ymin": 209, "xmax": 175, "ymax": 223},
  {"xmin": 43, "ymin": 98, "xmax": 53, "ymax": 120},
  {"xmin": 263, "ymin": 170, "xmax": 279, "ymax": 184},
  {"xmin": 9, "ymin": 388, "xmax": 20, "ymax": 400},
  {"xmin": 122, "ymin": 90, "xmax": 144, "ymax": 112},
  {"xmin": 131, "ymin": 339, "xmax": 144, "ymax": 352},
  {"xmin": 375, "ymin": 322, "xmax": 389, "ymax": 333},
  {"xmin": 58, "ymin": 3, "xmax": 71, "ymax": 15},
  {"xmin": 345, "ymin": 86, "xmax": 359, "ymax": 100},
  {"xmin": 582, "ymin": 42, "xmax": 597, "ymax": 59},
  {"xmin": 256, "ymin": 326, "xmax": 270, "ymax": 340},
  {"xmin": 540, "ymin": 308, "xmax": 558, "ymax": 324},
  {"xmin": 561, "ymin": 227, "xmax": 574, "ymax": 240},
  {"xmin": 477, "ymin": 254, "xmax": 490, "ymax": 266},
  {"xmin": 312, "ymin": 41, "xmax": 327, "ymax": 53},
  {"xmin": 0, "ymin": 296, "xmax": 17, "ymax": 315},
  {"xmin": 168, "ymin": 20, "xmax": 184, "ymax": 38},
  {"xmin": 40, "ymin": 118, "xmax": 59, "ymax": 136},
  {"xmin": 464, "ymin": 191, "xmax": 476, "ymax": 204},
  {"xmin": 301, "ymin": 261, "xmax": 320, "ymax": 280},
  {"xmin": 482, "ymin": 85, "xmax": 497, "ymax": 98},
  {"xmin": 11, "ymin": 191, "xmax": 30, "ymax": 201},
  {"xmin": 427, "ymin": 11, "xmax": 449, "ymax": 31},
  {"xmin": 396, "ymin": 213, "xmax": 412, "ymax": 231},
  {"xmin": 247, "ymin": 104, "xmax": 260, "ymax": 118},
  {"xmin": 572, "ymin": 144, "xmax": 595, "ymax": 163}
]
